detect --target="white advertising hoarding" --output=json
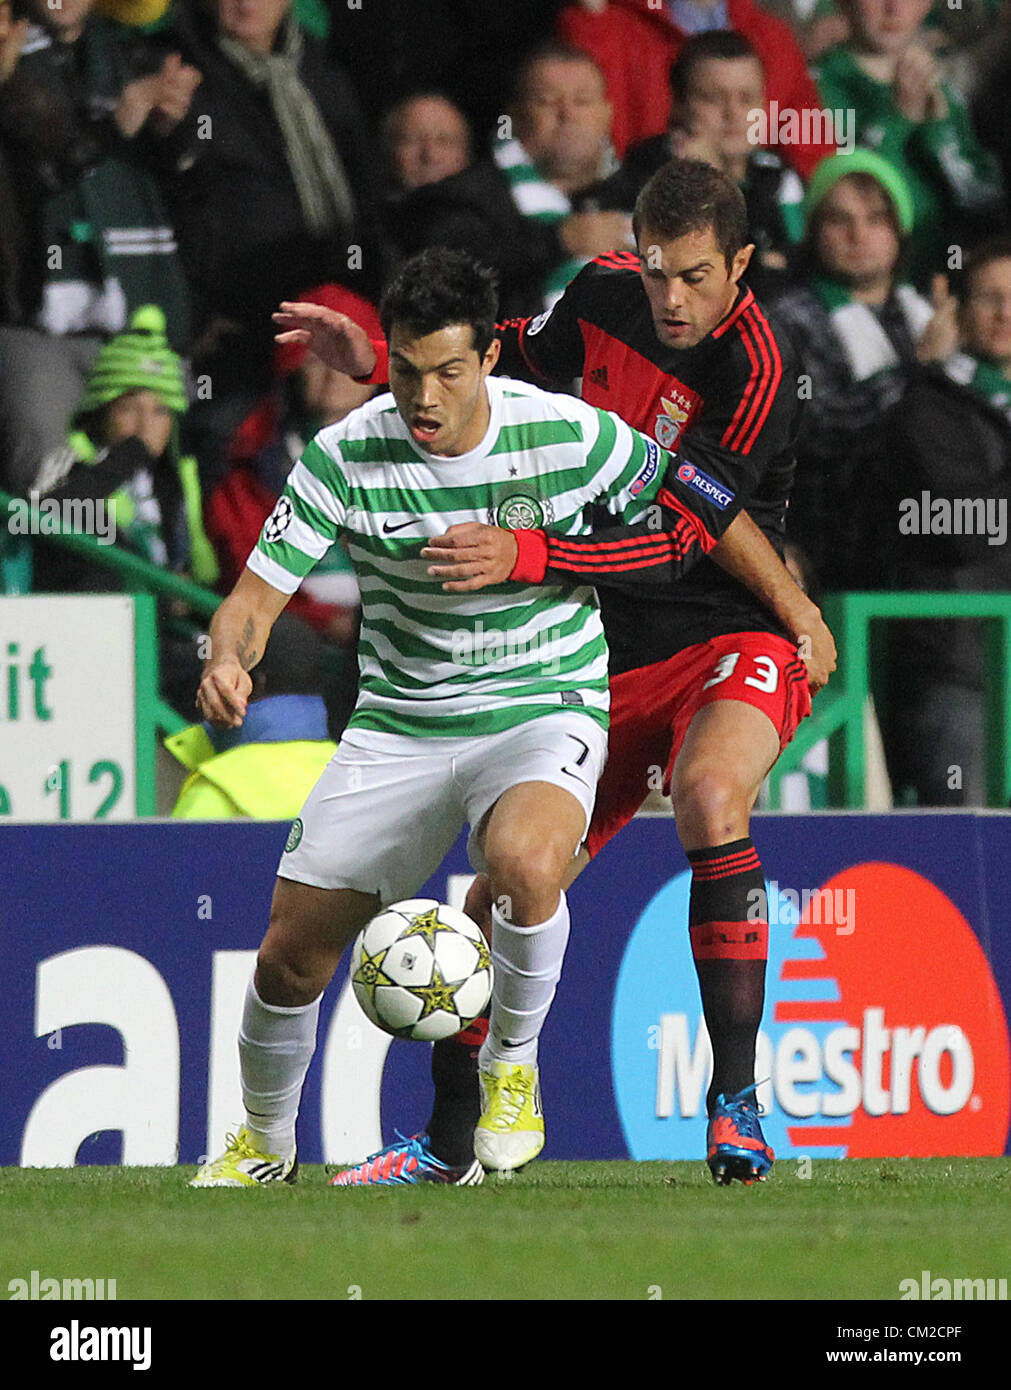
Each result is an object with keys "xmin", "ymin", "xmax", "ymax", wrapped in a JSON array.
[{"xmin": 0, "ymin": 595, "xmax": 137, "ymax": 820}]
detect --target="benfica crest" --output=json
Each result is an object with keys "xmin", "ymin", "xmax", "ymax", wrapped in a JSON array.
[{"xmin": 654, "ymin": 396, "xmax": 690, "ymax": 450}]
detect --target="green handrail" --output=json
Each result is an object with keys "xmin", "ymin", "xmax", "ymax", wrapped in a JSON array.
[
  {"xmin": 767, "ymin": 591, "xmax": 1011, "ymax": 809},
  {"xmin": 1, "ymin": 489, "xmax": 220, "ymax": 616},
  {"xmin": 8, "ymin": 486, "xmax": 1011, "ymax": 811}
]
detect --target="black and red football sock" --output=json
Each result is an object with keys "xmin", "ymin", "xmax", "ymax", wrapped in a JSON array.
[
  {"xmin": 425, "ymin": 1011, "xmax": 488, "ymax": 1167},
  {"xmin": 686, "ymin": 837, "xmax": 768, "ymax": 1115}
]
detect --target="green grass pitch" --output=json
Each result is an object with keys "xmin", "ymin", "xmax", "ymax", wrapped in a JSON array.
[{"xmin": 2, "ymin": 1158, "xmax": 1009, "ymax": 1301}]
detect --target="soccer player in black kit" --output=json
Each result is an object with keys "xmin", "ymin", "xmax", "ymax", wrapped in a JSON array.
[{"xmin": 273, "ymin": 159, "xmax": 837, "ymax": 1187}]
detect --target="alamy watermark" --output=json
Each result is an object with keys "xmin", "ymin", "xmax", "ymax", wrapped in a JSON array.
[
  {"xmin": 899, "ymin": 493, "xmax": 1007, "ymax": 546},
  {"xmin": 748, "ymin": 881, "xmax": 856, "ymax": 935},
  {"xmin": 8, "ymin": 1270, "xmax": 117, "ymax": 1300},
  {"xmin": 747, "ymin": 102, "xmax": 855, "ymax": 155},
  {"xmin": 451, "ymin": 621, "xmax": 563, "ymax": 675},
  {"xmin": 7, "ymin": 493, "xmax": 116, "ymax": 546},
  {"xmin": 899, "ymin": 1269, "xmax": 1007, "ymax": 1300},
  {"xmin": 50, "ymin": 1321, "xmax": 151, "ymax": 1371}
]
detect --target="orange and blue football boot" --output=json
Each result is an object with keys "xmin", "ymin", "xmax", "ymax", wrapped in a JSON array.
[
  {"xmin": 329, "ymin": 1132, "xmax": 483, "ymax": 1187},
  {"xmin": 707, "ymin": 1084, "xmax": 774, "ymax": 1185}
]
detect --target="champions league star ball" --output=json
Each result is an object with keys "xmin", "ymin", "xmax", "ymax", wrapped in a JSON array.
[{"xmin": 350, "ymin": 899, "xmax": 493, "ymax": 1041}]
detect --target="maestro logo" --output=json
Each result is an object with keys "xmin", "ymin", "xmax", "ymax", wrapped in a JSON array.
[{"xmin": 611, "ymin": 863, "xmax": 1010, "ymax": 1159}]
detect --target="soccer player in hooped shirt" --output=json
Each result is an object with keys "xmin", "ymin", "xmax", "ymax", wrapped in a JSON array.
[
  {"xmin": 277, "ymin": 161, "xmax": 838, "ymax": 1187},
  {"xmin": 190, "ymin": 247, "xmax": 745, "ymax": 1189}
]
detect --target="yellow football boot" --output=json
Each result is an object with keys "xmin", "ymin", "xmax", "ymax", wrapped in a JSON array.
[
  {"xmin": 474, "ymin": 1060, "xmax": 545, "ymax": 1171},
  {"xmin": 189, "ymin": 1128, "xmax": 297, "ymax": 1188}
]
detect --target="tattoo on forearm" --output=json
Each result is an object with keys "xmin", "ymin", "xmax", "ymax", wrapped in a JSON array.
[{"xmin": 236, "ymin": 617, "xmax": 258, "ymax": 670}]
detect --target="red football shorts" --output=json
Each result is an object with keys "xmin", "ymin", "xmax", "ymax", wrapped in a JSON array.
[{"xmin": 586, "ymin": 631, "xmax": 812, "ymax": 859}]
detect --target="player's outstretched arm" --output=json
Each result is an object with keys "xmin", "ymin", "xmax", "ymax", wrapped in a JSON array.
[
  {"xmin": 272, "ymin": 284, "xmax": 589, "ymax": 391},
  {"xmin": 543, "ymin": 495, "xmax": 837, "ymax": 692},
  {"xmin": 271, "ymin": 254, "xmax": 599, "ymax": 393},
  {"xmin": 272, "ymin": 301, "xmax": 380, "ymax": 380},
  {"xmin": 423, "ymin": 507, "xmax": 837, "ymax": 693},
  {"xmin": 196, "ymin": 569, "xmax": 290, "ymax": 727}
]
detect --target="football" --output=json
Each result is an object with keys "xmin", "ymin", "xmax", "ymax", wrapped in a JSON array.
[{"xmin": 350, "ymin": 898, "xmax": 493, "ymax": 1041}]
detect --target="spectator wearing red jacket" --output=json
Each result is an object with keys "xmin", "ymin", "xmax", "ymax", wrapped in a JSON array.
[{"xmin": 557, "ymin": 0, "xmax": 835, "ymax": 177}]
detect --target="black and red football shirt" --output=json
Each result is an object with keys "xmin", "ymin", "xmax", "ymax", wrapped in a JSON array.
[
  {"xmin": 496, "ymin": 253, "xmax": 804, "ymax": 673},
  {"xmin": 364, "ymin": 252, "xmax": 803, "ymax": 674}
]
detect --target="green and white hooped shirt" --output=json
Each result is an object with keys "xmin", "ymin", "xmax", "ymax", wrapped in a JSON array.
[{"xmin": 247, "ymin": 376, "xmax": 668, "ymax": 739}]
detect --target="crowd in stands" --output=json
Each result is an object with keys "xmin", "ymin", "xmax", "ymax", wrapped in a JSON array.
[{"xmin": 1, "ymin": 0, "xmax": 1009, "ymax": 809}]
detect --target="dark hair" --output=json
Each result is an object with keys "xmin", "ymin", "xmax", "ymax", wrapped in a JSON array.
[
  {"xmin": 380, "ymin": 89, "xmax": 471, "ymax": 141},
  {"xmin": 959, "ymin": 235, "xmax": 1011, "ymax": 302},
  {"xmin": 633, "ymin": 158, "xmax": 749, "ymax": 267},
  {"xmin": 379, "ymin": 248, "xmax": 499, "ymax": 358},
  {"xmin": 669, "ymin": 31, "xmax": 763, "ymax": 104},
  {"xmin": 512, "ymin": 39, "xmax": 606, "ymax": 104}
]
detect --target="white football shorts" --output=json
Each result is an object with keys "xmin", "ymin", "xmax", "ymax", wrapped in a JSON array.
[{"xmin": 277, "ymin": 711, "xmax": 607, "ymax": 904}]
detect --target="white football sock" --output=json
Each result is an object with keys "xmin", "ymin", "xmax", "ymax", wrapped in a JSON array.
[
  {"xmin": 481, "ymin": 893, "xmax": 570, "ymax": 1067},
  {"xmin": 239, "ymin": 975, "xmax": 320, "ymax": 1160}
]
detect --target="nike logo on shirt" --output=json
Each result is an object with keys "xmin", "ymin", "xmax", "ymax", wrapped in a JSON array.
[{"xmin": 382, "ymin": 518, "xmax": 418, "ymax": 534}]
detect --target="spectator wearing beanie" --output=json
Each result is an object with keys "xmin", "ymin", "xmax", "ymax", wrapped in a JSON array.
[
  {"xmin": 31, "ymin": 303, "xmax": 218, "ymax": 589},
  {"xmin": 19, "ymin": 302, "xmax": 217, "ymax": 713},
  {"xmin": 774, "ymin": 151, "xmax": 948, "ymax": 589},
  {"xmin": 93, "ymin": 0, "xmax": 172, "ymax": 25}
]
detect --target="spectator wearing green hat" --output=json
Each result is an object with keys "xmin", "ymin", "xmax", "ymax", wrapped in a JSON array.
[
  {"xmin": 32, "ymin": 303, "xmax": 217, "ymax": 589},
  {"xmin": 813, "ymin": 0, "xmax": 1004, "ymax": 286},
  {"xmin": 772, "ymin": 150, "xmax": 952, "ymax": 590},
  {"xmin": 27, "ymin": 303, "xmax": 219, "ymax": 713}
]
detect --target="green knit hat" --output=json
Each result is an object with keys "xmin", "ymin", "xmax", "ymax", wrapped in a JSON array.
[
  {"xmin": 803, "ymin": 150, "xmax": 915, "ymax": 236},
  {"xmin": 75, "ymin": 305, "xmax": 188, "ymax": 420}
]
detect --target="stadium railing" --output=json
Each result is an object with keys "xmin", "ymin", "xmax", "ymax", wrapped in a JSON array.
[
  {"xmin": 5, "ymin": 492, "xmax": 1010, "ymax": 813},
  {"xmin": 766, "ymin": 591, "xmax": 1011, "ymax": 809},
  {"xmin": 0, "ymin": 487, "xmax": 219, "ymax": 814}
]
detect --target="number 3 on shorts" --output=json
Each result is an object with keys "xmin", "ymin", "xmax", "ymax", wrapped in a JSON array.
[{"xmin": 702, "ymin": 651, "xmax": 780, "ymax": 693}]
